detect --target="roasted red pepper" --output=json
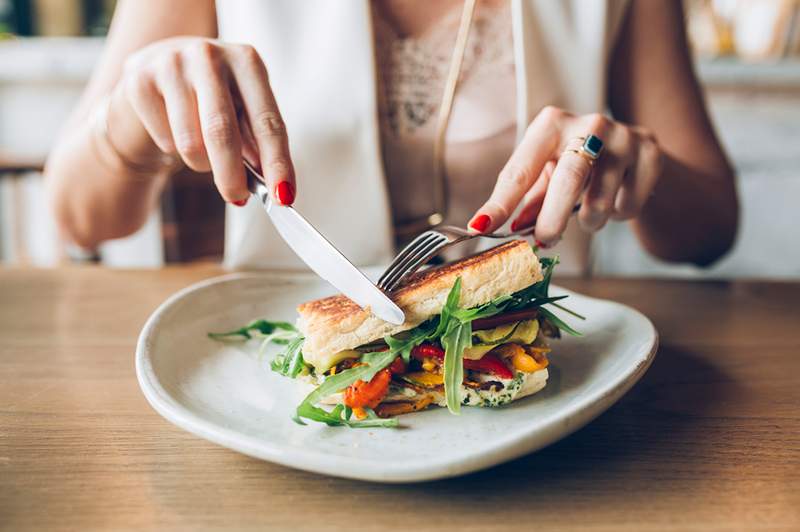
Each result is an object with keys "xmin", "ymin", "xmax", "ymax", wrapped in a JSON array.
[
  {"xmin": 343, "ymin": 368, "xmax": 392, "ymax": 409},
  {"xmin": 343, "ymin": 356, "xmax": 405, "ymax": 409},
  {"xmin": 411, "ymin": 344, "xmax": 445, "ymax": 360},
  {"xmin": 464, "ymin": 353, "xmax": 514, "ymax": 379},
  {"xmin": 411, "ymin": 344, "xmax": 514, "ymax": 379}
]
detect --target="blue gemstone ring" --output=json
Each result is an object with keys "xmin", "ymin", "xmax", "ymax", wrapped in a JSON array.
[
  {"xmin": 581, "ymin": 134, "xmax": 604, "ymax": 159},
  {"xmin": 564, "ymin": 134, "xmax": 605, "ymax": 165}
]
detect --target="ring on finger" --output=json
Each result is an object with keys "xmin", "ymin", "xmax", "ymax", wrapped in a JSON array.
[{"xmin": 562, "ymin": 134, "xmax": 605, "ymax": 166}]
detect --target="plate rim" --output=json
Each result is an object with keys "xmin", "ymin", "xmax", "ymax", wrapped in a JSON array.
[{"xmin": 135, "ymin": 272, "xmax": 659, "ymax": 483}]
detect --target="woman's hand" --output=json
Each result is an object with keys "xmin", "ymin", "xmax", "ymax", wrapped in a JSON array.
[
  {"xmin": 468, "ymin": 106, "xmax": 663, "ymax": 245},
  {"xmin": 118, "ymin": 37, "xmax": 295, "ymax": 205}
]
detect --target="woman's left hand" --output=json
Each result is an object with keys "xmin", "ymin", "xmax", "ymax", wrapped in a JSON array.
[{"xmin": 468, "ymin": 106, "xmax": 663, "ymax": 245}]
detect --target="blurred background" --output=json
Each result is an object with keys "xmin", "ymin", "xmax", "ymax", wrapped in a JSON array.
[{"xmin": 0, "ymin": 0, "xmax": 798, "ymax": 276}]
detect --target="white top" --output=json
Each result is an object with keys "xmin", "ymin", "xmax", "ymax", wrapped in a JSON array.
[{"xmin": 216, "ymin": 0, "xmax": 630, "ymax": 274}]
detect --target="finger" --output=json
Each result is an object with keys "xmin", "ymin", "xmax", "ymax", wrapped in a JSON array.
[
  {"xmin": 227, "ymin": 44, "xmax": 295, "ymax": 205},
  {"xmin": 535, "ymin": 114, "xmax": 612, "ymax": 244},
  {"xmin": 613, "ymin": 128, "xmax": 663, "ymax": 219},
  {"xmin": 577, "ymin": 124, "xmax": 634, "ymax": 232},
  {"xmin": 510, "ymin": 160, "xmax": 554, "ymax": 232},
  {"xmin": 155, "ymin": 52, "xmax": 210, "ymax": 172},
  {"xmin": 468, "ymin": 106, "xmax": 567, "ymax": 232},
  {"xmin": 123, "ymin": 71, "xmax": 175, "ymax": 155},
  {"xmin": 188, "ymin": 42, "xmax": 248, "ymax": 204}
]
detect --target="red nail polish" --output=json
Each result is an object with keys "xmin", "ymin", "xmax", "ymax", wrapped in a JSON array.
[
  {"xmin": 534, "ymin": 239, "xmax": 549, "ymax": 249},
  {"xmin": 469, "ymin": 214, "xmax": 491, "ymax": 232},
  {"xmin": 511, "ymin": 219, "xmax": 520, "ymax": 232},
  {"xmin": 276, "ymin": 181, "xmax": 295, "ymax": 205},
  {"xmin": 232, "ymin": 198, "xmax": 248, "ymax": 207}
]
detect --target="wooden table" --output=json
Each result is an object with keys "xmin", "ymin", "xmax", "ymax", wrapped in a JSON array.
[{"xmin": 1, "ymin": 267, "xmax": 798, "ymax": 531}]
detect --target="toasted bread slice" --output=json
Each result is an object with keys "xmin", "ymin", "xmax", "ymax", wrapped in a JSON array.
[{"xmin": 297, "ymin": 240, "xmax": 542, "ymax": 370}]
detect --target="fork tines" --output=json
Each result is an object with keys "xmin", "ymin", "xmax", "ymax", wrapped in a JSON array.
[{"xmin": 377, "ymin": 231, "xmax": 449, "ymax": 292}]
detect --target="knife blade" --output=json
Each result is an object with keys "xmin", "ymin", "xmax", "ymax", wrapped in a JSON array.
[{"xmin": 243, "ymin": 161, "xmax": 405, "ymax": 325}]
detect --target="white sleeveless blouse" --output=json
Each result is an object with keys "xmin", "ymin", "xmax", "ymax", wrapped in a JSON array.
[{"xmin": 216, "ymin": 0, "xmax": 630, "ymax": 274}]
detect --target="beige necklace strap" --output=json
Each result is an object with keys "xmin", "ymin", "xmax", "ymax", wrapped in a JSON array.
[{"xmin": 394, "ymin": 0, "xmax": 478, "ymax": 237}]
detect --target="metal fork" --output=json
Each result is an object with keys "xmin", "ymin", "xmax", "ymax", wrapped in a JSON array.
[{"xmin": 377, "ymin": 205, "xmax": 579, "ymax": 292}]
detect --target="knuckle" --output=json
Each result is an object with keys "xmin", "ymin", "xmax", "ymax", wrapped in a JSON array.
[
  {"xmin": 238, "ymin": 43, "xmax": 262, "ymax": 65},
  {"xmin": 586, "ymin": 112, "xmax": 610, "ymax": 132},
  {"xmin": 587, "ymin": 195, "xmax": 613, "ymax": 215},
  {"xmin": 252, "ymin": 109, "xmax": 287, "ymax": 137},
  {"xmin": 616, "ymin": 125, "xmax": 634, "ymax": 146},
  {"xmin": 204, "ymin": 112, "xmax": 237, "ymax": 145},
  {"xmin": 174, "ymin": 130, "xmax": 205, "ymax": 159},
  {"xmin": 537, "ymin": 105, "xmax": 565, "ymax": 126},
  {"xmin": 187, "ymin": 40, "xmax": 219, "ymax": 64},
  {"xmin": 498, "ymin": 163, "xmax": 536, "ymax": 190},
  {"xmin": 157, "ymin": 50, "xmax": 183, "ymax": 76}
]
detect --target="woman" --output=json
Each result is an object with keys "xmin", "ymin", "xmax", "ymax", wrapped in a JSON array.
[{"xmin": 45, "ymin": 0, "xmax": 738, "ymax": 273}]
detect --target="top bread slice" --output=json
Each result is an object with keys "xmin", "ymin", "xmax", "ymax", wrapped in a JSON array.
[{"xmin": 297, "ymin": 240, "xmax": 543, "ymax": 370}]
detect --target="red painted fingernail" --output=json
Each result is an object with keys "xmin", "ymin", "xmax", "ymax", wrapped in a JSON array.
[
  {"xmin": 535, "ymin": 239, "xmax": 550, "ymax": 249},
  {"xmin": 511, "ymin": 219, "xmax": 520, "ymax": 232},
  {"xmin": 232, "ymin": 198, "xmax": 248, "ymax": 207},
  {"xmin": 276, "ymin": 181, "xmax": 295, "ymax": 205},
  {"xmin": 469, "ymin": 214, "xmax": 491, "ymax": 233}
]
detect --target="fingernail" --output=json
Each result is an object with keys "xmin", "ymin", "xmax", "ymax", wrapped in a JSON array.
[
  {"xmin": 276, "ymin": 181, "xmax": 295, "ymax": 205},
  {"xmin": 535, "ymin": 239, "xmax": 550, "ymax": 249},
  {"xmin": 232, "ymin": 198, "xmax": 248, "ymax": 207},
  {"xmin": 511, "ymin": 219, "xmax": 520, "ymax": 232},
  {"xmin": 469, "ymin": 214, "xmax": 491, "ymax": 233}
]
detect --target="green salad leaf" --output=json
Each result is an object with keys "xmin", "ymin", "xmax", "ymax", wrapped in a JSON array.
[
  {"xmin": 208, "ymin": 319, "xmax": 298, "ymax": 342},
  {"xmin": 441, "ymin": 318, "xmax": 472, "ymax": 414},
  {"xmin": 385, "ymin": 319, "xmax": 437, "ymax": 363},
  {"xmin": 270, "ymin": 335, "xmax": 306, "ymax": 378},
  {"xmin": 294, "ymin": 402, "xmax": 399, "ymax": 428}
]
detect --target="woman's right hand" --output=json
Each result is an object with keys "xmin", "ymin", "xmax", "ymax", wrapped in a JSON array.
[{"xmin": 117, "ymin": 37, "xmax": 295, "ymax": 206}]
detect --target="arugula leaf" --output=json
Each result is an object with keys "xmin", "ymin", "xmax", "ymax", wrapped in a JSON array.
[
  {"xmin": 294, "ymin": 401, "xmax": 399, "ymax": 428},
  {"xmin": 550, "ymin": 301, "xmax": 587, "ymax": 321},
  {"xmin": 385, "ymin": 319, "xmax": 437, "ymax": 363},
  {"xmin": 433, "ymin": 276, "xmax": 462, "ymax": 338},
  {"xmin": 539, "ymin": 306, "xmax": 582, "ymax": 336},
  {"xmin": 441, "ymin": 318, "xmax": 472, "ymax": 414},
  {"xmin": 208, "ymin": 319, "xmax": 297, "ymax": 342},
  {"xmin": 271, "ymin": 336, "xmax": 306, "ymax": 377}
]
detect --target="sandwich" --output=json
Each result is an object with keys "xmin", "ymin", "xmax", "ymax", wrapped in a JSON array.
[{"xmin": 210, "ymin": 240, "xmax": 580, "ymax": 428}]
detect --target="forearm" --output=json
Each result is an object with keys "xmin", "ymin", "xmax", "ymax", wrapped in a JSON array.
[
  {"xmin": 45, "ymin": 90, "xmax": 174, "ymax": 249},
  {"xmin": 631, "ymin": 152, "xmax": 738, "ymax": 266}
]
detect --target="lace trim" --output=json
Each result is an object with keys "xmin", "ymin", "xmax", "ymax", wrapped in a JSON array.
[{"xmin": 373, "ymin": 1, "xmax": 514, "ymax": 137}]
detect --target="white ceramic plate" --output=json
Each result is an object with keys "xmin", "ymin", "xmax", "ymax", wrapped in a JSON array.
[{"xmin": 136, "ymin": 272, "xmax": 657, "ymax": 483}]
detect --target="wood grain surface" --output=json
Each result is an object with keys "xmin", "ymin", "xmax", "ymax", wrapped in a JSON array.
[{"xmin": 1, "ymin": 267, "xmax": 798, "ymax": 531}]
